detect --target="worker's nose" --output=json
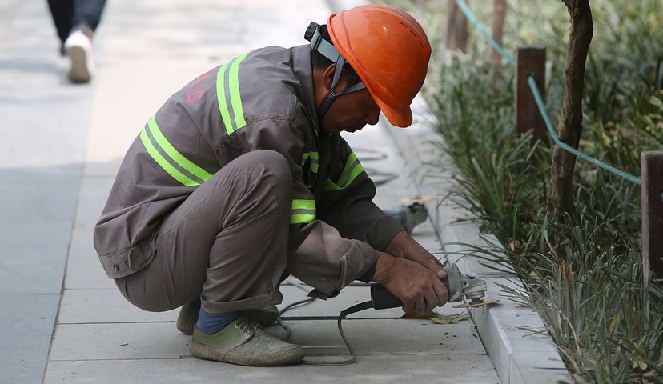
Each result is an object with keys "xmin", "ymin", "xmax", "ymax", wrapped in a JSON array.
[{"xmin": 365, "ymin": 106, "xmax": 380, "ymax": 126}]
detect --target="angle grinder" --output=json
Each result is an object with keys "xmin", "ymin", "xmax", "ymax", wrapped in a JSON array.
[
  {"xmin": 339, "ymin": 264, "xmax": 495, "ymax": 319},
  {"xmin": 369, "ymin": 263, "xmax": 493, "ymax": 310}
]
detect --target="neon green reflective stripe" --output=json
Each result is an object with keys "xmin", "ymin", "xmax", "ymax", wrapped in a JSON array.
[
  {"xmin": 291, "ymin": 213, "xmax": 316, "ymax": 224},
  {"xmin": 292, "ymin": 199, "xmax": 315, "ymax": 211},
  {"xmin": 147, "ymin": 116, "xmax": 213, "ymax": 181},
  {"xmin": 228, "ymin": 54, "xmax": 247, "ymax": 128},
  {"xmin": 291, "ymin": 199, "xmax": 316, "ymax": 224},
  {"xmin": 309, "ymin": 152, "xmax": 319, "ymax": 173},
  {"xmin": 140, "ymin": 129, "xmax": 199, "ymax": 187},
  {"xmin": 217, "ymin": 62, "xmax": 233, "ymax": 135},
  {"xmin": 217, "ymin": 53, "xmax": 248, "ymax": 135},
  {"xmin": 301, "ymin": 151, "xmax": 319, "ymax": 173},
  {"xmin": 338, "ymin": 153, "xmax": 362, "ymax": 186},
  {"xmin": 324, "ymin": 180, "xmax": 340, "ymax": 191},
  {"xmin": 324, "ymin": 152, "xmax": 364, "ymax": 191}
]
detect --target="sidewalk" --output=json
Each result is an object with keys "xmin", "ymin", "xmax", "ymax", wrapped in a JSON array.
[{"xmin": 1, "ymin": 0, "xmax": 556, "ymax": 383}]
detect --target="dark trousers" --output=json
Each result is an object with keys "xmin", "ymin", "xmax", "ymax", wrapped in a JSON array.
[
  {"xmin": 46, "ymin": 0, "xmax": 107, "ymax": 46},
  {"xmin": 116, "ymin": 151, "xmax": 294, "ymax": 314}
]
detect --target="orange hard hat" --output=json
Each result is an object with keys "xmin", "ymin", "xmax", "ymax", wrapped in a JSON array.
[{"xmin": 327, "ymin": 5, "xmax": 431, "ymax": 127}]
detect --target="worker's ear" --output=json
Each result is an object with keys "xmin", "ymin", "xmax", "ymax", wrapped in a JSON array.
[{"xmin": 322, "ymin": 63, "xmax": 337, "ymax": 92}]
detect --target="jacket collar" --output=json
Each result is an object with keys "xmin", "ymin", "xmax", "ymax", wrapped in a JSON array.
[{"xmin": 291, "ymin": 45, "xmax": 321, "ymax": 138}]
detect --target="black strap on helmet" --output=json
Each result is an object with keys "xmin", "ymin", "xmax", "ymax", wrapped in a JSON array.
[{"xmin": 304, "ymin": 22, "xmax": 366, "ymax": 120}]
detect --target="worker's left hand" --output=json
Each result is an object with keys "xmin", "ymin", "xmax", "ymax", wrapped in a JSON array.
[{"xmin": 384, "ymin": 231, "xmax": 447, "ymax": 281}]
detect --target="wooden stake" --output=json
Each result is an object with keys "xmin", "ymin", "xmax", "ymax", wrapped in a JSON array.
[
  {"xmin": 642, "ymin": 150, "xmax": 663, "ymax": 282},
  {"xmin": 516, "ymin": 46, "xmax": 546, "ymax": 141}
]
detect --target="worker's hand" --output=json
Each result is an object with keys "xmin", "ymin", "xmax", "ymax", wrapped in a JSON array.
[
  {"xmin": 373, "ymin": 252, "xmax": 448, "ymax": 315},
  {"xmin": 384, "ymin": 231, "xmax": 447, "ymax": 281}
]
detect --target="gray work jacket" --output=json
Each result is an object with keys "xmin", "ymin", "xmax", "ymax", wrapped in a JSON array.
[{"xmin": 93, "ymin": 45, "xmax": 403, "ymax": 297}]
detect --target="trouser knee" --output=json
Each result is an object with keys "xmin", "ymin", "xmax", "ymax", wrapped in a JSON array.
[{"xmin": 244, "ymin": 150, "xmax": 292, "ymax": 191}]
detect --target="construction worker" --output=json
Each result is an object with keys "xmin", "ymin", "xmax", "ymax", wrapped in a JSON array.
[{"xmin": 94, "ymin": 5, "xmax": 448, "ymax": 367}]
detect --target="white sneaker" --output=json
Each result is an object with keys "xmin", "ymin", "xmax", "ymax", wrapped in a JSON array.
[{"xmin": 64, "ymin": 30, "xmax": 94, "ymax": 83}]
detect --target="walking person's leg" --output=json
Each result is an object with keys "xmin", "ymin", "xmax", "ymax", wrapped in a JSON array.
[
  {"xmin": 64, "ymin": 0, "xmax": 107, "ymax": 82},
  {"xmin": 45, "ymin": 0, "xmax": 74, "ymax": 55},
  {"xmin": 71, "ymin": 0, "xmax": 107, "ymax": 32}
]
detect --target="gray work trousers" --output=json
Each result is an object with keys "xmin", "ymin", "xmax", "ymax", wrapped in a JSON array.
[{"xmin": 116, "ymin": 150, "xmax": 293, "ymax": 314}]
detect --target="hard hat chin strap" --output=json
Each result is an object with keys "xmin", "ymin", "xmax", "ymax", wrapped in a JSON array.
[
  {"xmin": 305, "ymin": 22, "xmax": 366, "ymax": 120},
  {"xmin": 318, "ymin": 55, "xmax": 366, "ymax": 119}
]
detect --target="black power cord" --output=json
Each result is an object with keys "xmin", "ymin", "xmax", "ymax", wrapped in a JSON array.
[
  {"xmin": 276, "ymin": 296, "xmax": 376, "ymax": 366},
  {"xmin": 304, "ymin": 301, "xmax": 374, "ymax": 366}
]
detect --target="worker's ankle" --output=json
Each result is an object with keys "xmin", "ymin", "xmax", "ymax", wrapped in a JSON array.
[
  {"xmin": 70, "ymin": 23, "xmax": 94, "ymax": 40},
  {"xmin": 195, "ymin": 309, "xmax": 242, "ymax": 335}
]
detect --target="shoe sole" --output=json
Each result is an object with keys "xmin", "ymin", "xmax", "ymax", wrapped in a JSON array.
[
  {"xmin": 190, "ymin": 340, "xmax": 304, "ymax": 366},
  {"xmin": 67, "ymin": 45, "xmax": 90, "ymax": 83}
]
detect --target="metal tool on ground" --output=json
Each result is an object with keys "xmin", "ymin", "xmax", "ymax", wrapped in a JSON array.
[{"xmin": 384, "ymin": 201, "xmax": 428, "ymax": 234}]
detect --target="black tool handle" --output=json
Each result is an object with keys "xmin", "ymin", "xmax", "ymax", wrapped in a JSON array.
[
  {"xmin": 370, "ymin": 278, "xmax": 451, "ymax": 310},
  {"xmin": 370, "ymin": 284, "xmax": 404, "ymax": 310}
]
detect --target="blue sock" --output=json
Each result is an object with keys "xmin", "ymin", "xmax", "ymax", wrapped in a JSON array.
[{"xmin": 195, "ymin": 308, "xmax": 242, "ymax": 335}]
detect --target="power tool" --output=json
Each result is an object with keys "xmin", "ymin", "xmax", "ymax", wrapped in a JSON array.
[
  {"xmin": 369, "ymin": 263, "xmax": 491, "ymax": 310},
  {"xmin": 339, "ymin": 263, "xmax": 493, "ymax": 319}
]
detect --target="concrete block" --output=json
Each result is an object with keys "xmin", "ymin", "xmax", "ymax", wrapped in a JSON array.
[
  {"xmin": 509, "ymin": 350, "xmax": 570, "ymax": 384},
  {"xmin": 44, "ymin": 354, "xmax": 500, "ymax": 384},
  {"xmin": 273, "ymin": 318, "xmax": 487, "ymax": 356},
  {"xmin": 49, "ymin": 322, "xmax": 190, "ymax": 361},
  {"xmin": 58, "ymin": 289, "xmax": 179, "ymax": 324},
  {"xmin": 65, "ymin": 176, "xmax": 117, "ymax": 290},
  {"xmin": 0, "ymin": 294, "xmax": 60, "ymax": 384}
]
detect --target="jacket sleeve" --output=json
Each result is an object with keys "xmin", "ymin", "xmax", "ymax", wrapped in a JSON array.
[{"xmin": 317, "ymin": 137, "xmax": 404, "ymax": 252}]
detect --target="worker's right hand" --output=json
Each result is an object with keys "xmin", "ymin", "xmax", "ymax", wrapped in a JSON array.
[{"xmin": 372, "ymin": 252, "xmax": 448, "ymax": 315}]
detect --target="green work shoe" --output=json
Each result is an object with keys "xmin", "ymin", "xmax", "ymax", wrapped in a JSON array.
[
  {"xmin": 177, "ymin": 304, "xmax": 280, "ymax": 335},
  {"xmin": 190, "ymin": 316, "xmax": 304, "ymax": 366}
]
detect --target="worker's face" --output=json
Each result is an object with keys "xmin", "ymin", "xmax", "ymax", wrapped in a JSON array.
[
  {"xmin": 321, "ymin": 87, "xmax": 381, "ymax": 134},
  {"xmin": 318, "ymin": 65, "xmax": 382, "ymax": 134}
]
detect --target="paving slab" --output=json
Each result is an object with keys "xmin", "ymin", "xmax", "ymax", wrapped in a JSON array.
[
  {"xmin": 64, "ymin": 175, "xmax": 117, "ymax": 291},
  {"xmin": 49, "ymin": 322, "xmax": 190, "ymax": 361},
  {"xmin": 0, "ymin": 294, "xmax": 60, "ymax": 384},
  {"xmin": 58, "ymin": 288, "xmax": 178, "ymax": 324},
  {"xmin": 280, "ymin": 319, "xmax": 487, "ymax": 356},
  {"xmin": 44, "ymin": 355, "xmax": 500, "ymax": 384},
  {"xmin": 48, "ymin": 319, "xmax": 487, "ymax": 362}
]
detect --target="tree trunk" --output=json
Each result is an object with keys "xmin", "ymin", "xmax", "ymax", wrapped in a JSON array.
[
  {"xmin": 491, "ymin": 0, "xmax": 506, "ymax": 71},
  {"xmin": 446, "ymin": 0, "xmax": 469, "ymax": 53},
  {"xmin": 551, "ymin": 0, "xmax": 593, "ymax": 218}
]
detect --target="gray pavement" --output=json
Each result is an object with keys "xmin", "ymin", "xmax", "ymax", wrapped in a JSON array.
[{"xmin": 0, "ymin": 0, "xmax": 560, "ymax": 383}]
